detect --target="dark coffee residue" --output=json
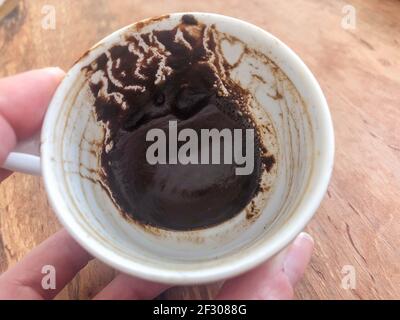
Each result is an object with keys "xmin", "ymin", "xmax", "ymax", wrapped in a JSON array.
[{"xmin": 83, "ymin": 14, "xmax": 275, "ymax": 231}]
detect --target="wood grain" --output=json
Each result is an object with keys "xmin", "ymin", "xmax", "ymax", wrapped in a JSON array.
[{"xmin": 0, "ymin": 0, "xmax": 399, "ymax": 299}]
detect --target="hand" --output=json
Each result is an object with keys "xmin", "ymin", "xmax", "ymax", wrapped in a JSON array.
[{"xmin": 0, "ymin": 68, "xmax": 314, "ymax": 300}]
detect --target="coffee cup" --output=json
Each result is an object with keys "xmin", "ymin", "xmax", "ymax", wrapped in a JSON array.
[{"xmin": 2, "ymin": 12, "xmax": 334, "ymax": 284}]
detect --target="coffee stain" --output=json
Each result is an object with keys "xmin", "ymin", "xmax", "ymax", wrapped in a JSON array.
[
  {"xmin": 269, "ymin": 91, "xmax": 283, "ymax": 100},
  {"xmin": 82, "ymin": 14, "xmax": 276, "ymax": 232},
  {"xmin": 134, "ymin": 14, "xmax": 170, "ymax": 32},
  {"xmin": 245, "ymin": 200, "xmax": 258, "ymax": 219},
  {"xmin": 262, "ymin": 154, "xmax": 276, "ymax": 172},
  {"xmin": 213, "ymin": 30, "xmax": 280, "ymax": 177},
  {"xmin": 252, "ymin": 74, "xmax": 266, "ymax": 84}
]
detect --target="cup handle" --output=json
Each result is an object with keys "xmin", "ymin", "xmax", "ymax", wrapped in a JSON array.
[{"xmin": 1, "ymin": 131, "xmax": 42, "ymax": 176}]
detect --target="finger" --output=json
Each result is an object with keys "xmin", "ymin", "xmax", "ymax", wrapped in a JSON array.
[
  {"xmin": 282, "ymin": 232, "xmax": 315, "ymax": 286},
  {"xmin": 0, "ymin": 229, "xmax": 92, "ymax": 300},
  {"xmin": 94, "ymin": 273, "xmax": 170, "ymax": 300},
  {"xmin": 0, "ymin": 68, "xmax": 65, "ymax": 172},
  {"xmin": 216, "ymin": 232, "xmax": 314, "ymax": 300},
  {"xmin": 0, "ymin": 67, "xmax": 65, "ymax": 139}
]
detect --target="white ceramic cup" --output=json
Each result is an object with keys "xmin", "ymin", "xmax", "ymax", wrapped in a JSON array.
[{"xmin": 2, "ymin": 12, "xmax": 334, "ymax": 284}]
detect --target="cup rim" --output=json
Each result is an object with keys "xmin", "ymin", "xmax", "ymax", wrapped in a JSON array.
[{"xmin": 41, "ymin": 12, "xmax": 334, "ymax": 284}]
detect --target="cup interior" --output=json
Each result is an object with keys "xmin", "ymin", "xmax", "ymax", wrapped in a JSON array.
[{"xmin": 42, "ymin": 13, "xmax": 333, "ymax": 283}]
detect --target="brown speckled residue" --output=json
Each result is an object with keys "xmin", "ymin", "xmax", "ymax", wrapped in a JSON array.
[
  {"xmin": 81, "ymin": 14, "xmax": 278, "ymax": 232},
  {"xmin": 134, "ymin": 14, "xmax": 170, "ymax": 31},
  {"xmin": 75, "ymin": 14, "xmax": 287, "ymax": 236}
]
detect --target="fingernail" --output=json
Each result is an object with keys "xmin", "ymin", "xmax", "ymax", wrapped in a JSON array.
[
  {"xmin": 283, "ymin": 232, "xmax": 314, "ymax": 286},
  {"xmin": 297, "ymin": 232, "xmax": 314, "ymax": 246}
]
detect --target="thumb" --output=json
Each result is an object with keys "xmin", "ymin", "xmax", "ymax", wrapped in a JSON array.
[{"xmin": 216, "ymin": 232, "xmax": 314, "ymax": 300}]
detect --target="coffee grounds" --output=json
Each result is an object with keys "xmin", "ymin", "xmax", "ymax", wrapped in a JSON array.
[{"xmin": 83, "ymin": 15, "xmax": 271, "ymax": 231}]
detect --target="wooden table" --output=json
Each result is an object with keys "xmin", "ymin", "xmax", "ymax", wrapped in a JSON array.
[{"xmin": 0, "ymin": 0, "xmax": 399, "ymax": 300}]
